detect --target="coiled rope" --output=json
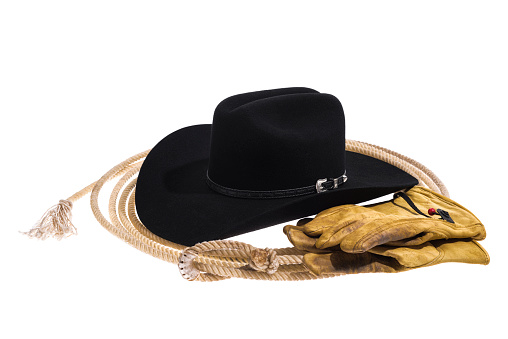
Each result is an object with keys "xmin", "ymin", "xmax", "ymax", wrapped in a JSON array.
[{"xmin": 24, "ymin": 140, "xmax": 448, "ymax": 282}]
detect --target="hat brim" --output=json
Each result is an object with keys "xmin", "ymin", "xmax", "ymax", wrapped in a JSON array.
[{"xmin": 135, "ymin": 124, "xmax": 418, "ymax": 246}]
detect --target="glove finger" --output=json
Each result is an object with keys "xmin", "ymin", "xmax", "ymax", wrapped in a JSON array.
[
  {"xmin": 367, "ymin": 243, "xmax": 440, "ymax": 268},
  {"xmin": 368, "ymin": 239, "xmax": 490, "ymax": 268},
  {"xmin": 386, "ymin": 218, "xmax": 486, "ymax": 244},
  {"xmin": 384, "ymin": 232, "xmax": 435, "ymax": 247},
  {"xmin": 313, "ymin": 204, "xmax": 357, "ymax": 219},
  {"xmin": 430, "ymin": 239, "xmax": 490, "ymax": 265},
  {"xmin": 296, "ymin": 218, "xmax": 314, "ymax": 226},
  {"xmin": 283, "ymin": 224, "xmax": 303, "ymax": 236},
  {"xmin": 283, "ymin": 225, "xmax": 337, "ymax": 253},
  {"xmin": 303, "ymin": 251, "xmax": 406, "ymax": 276},
  {"xmin": 304, "ymin": 208, "xmax": 382, "ymax": 238},
  {"xmin": 342, "ymin": 215, "xmax": 487, "ymax": 254},
  {"xmin": 314, "ymin": 217, "xmax": 376, "ymax": 249},
  {"xmin": 340, "ymin": 217, "xmax": 423, "ymax": 253},
  {"xmin": 303, "ymin": 253, "xmax": 337, "ymax": 275},
  {"xmin": 303, "ymin": 205, "xmax": 376, "ymax": 236},
  {"xmin": 283, "ymin": 225, "xmax": 311, "ymax": 251}
]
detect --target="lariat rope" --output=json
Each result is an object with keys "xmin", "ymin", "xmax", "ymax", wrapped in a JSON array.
[{"xmin": 24, "ymin": 140, "xmax": 448, "ymax": 282}]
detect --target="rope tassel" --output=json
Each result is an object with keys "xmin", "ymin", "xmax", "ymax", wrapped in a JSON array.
[{"xmin": 23, "ymin": 199, "xmax": 76, "ymax": 240}]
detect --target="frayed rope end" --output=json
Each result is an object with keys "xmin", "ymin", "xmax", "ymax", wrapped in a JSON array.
[{"xmin": 22, "ymin": 199, "xmax": 77, "ymax": 240}]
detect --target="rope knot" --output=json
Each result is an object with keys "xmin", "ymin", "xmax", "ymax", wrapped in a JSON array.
[{"xmin": 248, "ymin": 248, "xmax": 279, "ymax": 275}]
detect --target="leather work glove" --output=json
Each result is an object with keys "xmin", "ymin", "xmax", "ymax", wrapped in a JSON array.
[
  {"xmin": 284, "ymin": 225, "xmax": 490, "ymax": 275},
  {"xmin": 300, "ymin": 186, "xmax": 486, "ymax": 253}
]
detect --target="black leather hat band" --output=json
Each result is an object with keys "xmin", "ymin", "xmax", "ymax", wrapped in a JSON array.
[{"xmin": 206, "ymin": 171, "xmax": 347, "ymax": 199}]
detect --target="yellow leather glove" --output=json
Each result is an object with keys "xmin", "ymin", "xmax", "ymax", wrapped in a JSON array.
[
  {"xmin": 301, "ymin": 186, "xmax": 486, "ymax": 253},
  {"xmin": 284, "ymin": 225, "xmax": 490, "ymax": 275}
]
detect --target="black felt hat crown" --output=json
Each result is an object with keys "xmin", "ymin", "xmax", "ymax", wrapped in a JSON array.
[
  {"xmin": 135, "ymin": 87, "xmax": 417, "ymax": 246},
  {"xmin": 207, "ymin": 88, "xmax": 347, "ymax": 198}
]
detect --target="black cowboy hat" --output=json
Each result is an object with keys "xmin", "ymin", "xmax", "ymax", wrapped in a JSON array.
[{"xmin": 135, "ymin": 87, "xmax": 418, "ymax": 246}]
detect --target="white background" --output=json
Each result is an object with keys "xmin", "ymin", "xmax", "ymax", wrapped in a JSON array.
[{"xmin": 1, "ymin": 1, "xmax": 507, "ymax": 338}]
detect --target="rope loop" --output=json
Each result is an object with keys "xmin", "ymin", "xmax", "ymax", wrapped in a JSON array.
[{"xmin": 27, "ymin": 140, "xmax": 449, "ymax": 281}]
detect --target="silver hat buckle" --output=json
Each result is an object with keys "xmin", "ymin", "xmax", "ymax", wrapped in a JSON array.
[{"xmin": 316, "ymin": 172, "xmax": 348, "ymax": 193}]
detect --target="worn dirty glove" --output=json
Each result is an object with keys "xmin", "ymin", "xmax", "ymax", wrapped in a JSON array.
[
  {"xmin": 284, "ymin": 225, "xmax": 490, "ymax": 275},
  {"xmin": 303, "ymin": 240, "xmax": 490, "ymax": 275},
  {"xmin": 301, "ymin": 186, "xmax": 486, "ymax": 253}
]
